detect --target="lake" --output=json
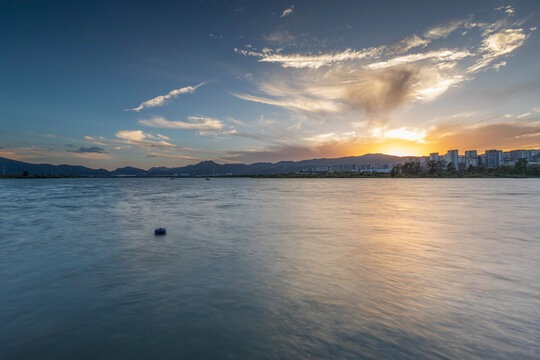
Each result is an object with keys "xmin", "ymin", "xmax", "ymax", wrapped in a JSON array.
[{"xmin": 1, "ymin": 178, "xmax": 539, "ymax": 359}]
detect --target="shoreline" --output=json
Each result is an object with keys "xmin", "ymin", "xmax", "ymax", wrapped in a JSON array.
[{"xmin": 2, "ymin": 174, "xmax": 540, "ymax": 179}]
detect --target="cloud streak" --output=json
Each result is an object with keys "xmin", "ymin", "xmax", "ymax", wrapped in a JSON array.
[
  {"xmin": 127, "ymin": 82, "xmax": 207, "ymax": 111},
  {"xmin": 138, "ymin": 116, "xmax": 223, "ymax": 130},
  {"xmin": 280, "ymin": 5, "xmax": 294, "ymax": 18}
]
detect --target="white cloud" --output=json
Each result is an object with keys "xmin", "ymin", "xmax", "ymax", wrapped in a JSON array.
[
  {"xmin": 424, "ymin": 19, "xmax": 466, "ymax": 39},
  {"xmin": 114, "ymin": 130, "xmax": 177, "ymax": 149},
  {"xmin": 365, "ymin": 49, "xmax": 472, "ymax": 70},
  {"xmin": 233, "ymin": 93, "xmax": 343, "ymax": 113},
  {"xmin": 84, "ymin": 136, "xmax": 107, "ymax": 146},
  {"xmin": 280, "ymin": 5, "xmax": 294, "ymax": 18},
  {"xmin": 517, "ymin": 112, "xmax": 531, "ymax": 119},
  {"xmin": 386, "ymin": 35, "xmax": 430, "ymax": 54},
  {"xmin": 127, "ymin": 82, "xmax": 207, "ymax": 111},
  {"xmin": 238, "ymin": 47, "xmax": 380, "ymax": 69},
  {"xmin": 138, "ymin": 116, "xmax": 223, "ymax": 131},
  {"xmin": 467, "ymin": 28, "xmax": 527, "ymax": 73},
  {"xmin": 496, "ymin": 5, "xmax": 515, "ymax": 16}
]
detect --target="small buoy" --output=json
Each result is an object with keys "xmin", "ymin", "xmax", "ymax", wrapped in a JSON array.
[{"xmin": 155, "ymin": 228, "xmax": 166, "ymax": 235}]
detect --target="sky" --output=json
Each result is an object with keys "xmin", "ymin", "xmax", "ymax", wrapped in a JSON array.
[{"xmin": 1, "ymin": 0, "xmax": 539, "ymax": 169}]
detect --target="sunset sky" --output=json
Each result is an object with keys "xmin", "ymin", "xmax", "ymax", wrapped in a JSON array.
[{"xmin": 1, "ymin": 0, "xmax": 539, "ymax": 169}]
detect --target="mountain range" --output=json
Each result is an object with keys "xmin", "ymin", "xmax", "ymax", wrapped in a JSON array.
[{"xmin": 0, "ymin": 154, "xmax": 409, "ymax": 177}]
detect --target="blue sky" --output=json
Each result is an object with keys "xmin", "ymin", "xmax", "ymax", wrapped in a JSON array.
[{"xmin": 1, "ymin": 0, "xmax": 539, "ymax": 169}]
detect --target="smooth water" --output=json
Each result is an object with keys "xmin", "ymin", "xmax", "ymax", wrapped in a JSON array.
[{"xmin": 1, "ymin": 178, "xmax": 539, "ymax": 359}]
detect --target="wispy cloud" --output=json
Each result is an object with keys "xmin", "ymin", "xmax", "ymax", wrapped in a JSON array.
[
  {"xmin": 138, "ymin": 116, "xmax": 223, "ymax": 130},
  {"xmin": 280, "ymin": 5, "xmax": 294, "ymax": 18},
  {"xmin": 496, "ymin": 5, "xmax": 515, "ymax": 16},
  {"xmin": 114, "ymin": 130, "xmax": 178, "ymax": 149},
  {"xmin": 234, "ymin": 10, "xmax": 532, "ymax": 127},
  {"xmin": 84, "ymin": 136, "xmax": 107, "ymax": 146},
  {"xmin": 127, "ymin": 82, "xmax": 207, "ymax": 111},
  {"xmin": 467, "ymin": 28, "xmax": 528, "ymax": 73},
  {"xmin": 232, "ymin": 93, "xmax": 343, "ymax": 113},
  {"xmin": 424, "ymin": 19, "xmax": 467, "ymax": 39},
  {"xmin": 365, "ymin": 49, "xmax": 472, "ymax": 70},
  {"xmin": 235, "ymin": 47, "xmax": 380, "ymax": 69}
]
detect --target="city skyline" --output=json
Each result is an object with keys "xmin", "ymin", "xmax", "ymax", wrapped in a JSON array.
[{"xmin": 1, "ymin": 1, "xmax": 540, "ymax": 170}]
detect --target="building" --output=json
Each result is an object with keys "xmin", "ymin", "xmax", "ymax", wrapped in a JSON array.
[
  {"xmin": 446, "ymin": 150, "xmax": 459, "ymax": 168},
  {"xmin": 465, "ymin": 150, "xmax": 478, "ymax": 168},
  {"xmin": 502, "ymin": 150, "xmax": 533, "ymax": 165},
  {"xmin": 485, "ymin": 149, "xmax": 503, "ymax": 168},
  {"xmin": 429, "ymin": 153, "xmax": 440, "ymax": 162}
]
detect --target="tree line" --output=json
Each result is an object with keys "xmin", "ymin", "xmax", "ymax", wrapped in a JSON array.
[{"xmin": 390, "ymin": 158, "xmax": 538, "ymax": 177}]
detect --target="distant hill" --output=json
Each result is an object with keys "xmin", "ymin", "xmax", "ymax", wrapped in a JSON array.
[
  {"xmin": 0, "ymin": 154, "xmax": 407, "ymax": 177},
  {"xmin": 0, "ymin": 157, "xmax": 110, "ymax": 176}
]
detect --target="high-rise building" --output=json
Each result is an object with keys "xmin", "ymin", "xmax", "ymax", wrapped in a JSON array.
[
  {"xmin": 446, "ymin": 150, "xmax": 458, "ymax": 168},
  {"xmin": 429, "ymin": 153, "xmax": 439, "ymax": 161},
  {"xmin": 465, "ymin": 150, "xmax": 478, "ymax": 168},
  {"xmin": 485, "ymin": 150, "xmax": 503, "ymax": 168}
]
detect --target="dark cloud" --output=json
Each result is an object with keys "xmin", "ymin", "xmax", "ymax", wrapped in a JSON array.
[
  {"xmin": 344, "ymin": 65, "xmax": 421, "ymax": 121},
  {"xmin": 223, "ymin": 140, "xmax": 365, "ymax": 163},
  {"xmin": 429, "ymin": 120, "xmax": 540, "ymax": 150},
  {"xmin": 146, "ymin": 154, "xmax": 158, "ymax": 158},
  {"xmin": 71, "ymin": 146, "xmax": 108, "ymax": 153}
]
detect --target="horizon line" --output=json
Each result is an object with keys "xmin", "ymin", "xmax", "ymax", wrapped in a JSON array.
[{"xmin": 2, "ymin": 147, "xmax": 540, "ymax": 172}]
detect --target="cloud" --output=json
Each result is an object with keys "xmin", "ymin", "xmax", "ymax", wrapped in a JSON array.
[
  {"xmin": 139, "ymin": 116, "xmax": 223, "ymax": 130},
  {"xmin": 235, "ymin": 62, "xmax": 466, "ymax": 121},
  {"xmin": 424, "ymin": 19, "xmax": 466, "ymax": 39},
  {"xmin": 280, "ymin": 5, "xmax": 294, "ymax": 18},
  {"xmin": 496, "ymin": 5, "xmax": 515, "ymax": 16},
  {"xmin": 84, "ymin": 136, "xmax": 107, "ymax": 146},
  {"xmin": 386, "ymin": 35, "xmax": 430, "ymax": 54},
  {"xmin": 232, "ymin": 93, "xmax": 343, "ymax": 113},
  {"xmin": 428, "ymin": 120, "xmax": 540, "ymax": 150},
  {"xmin": 365, "ymin": 49, "xmax": 472, "ymax": 70},
  {"xmin": 236, "ymin": 47, "xmax": 380, "ymax": 69},
  {"xmin": 114, "ymin": 130, "xmax": 179, "ymax": 149},
  {"xmin": 467, "ymin": 28, "xmax": 527, "ymax": 73},
  {"xmin": 517, "ymin": 112, "xmax": 531, "ymax": 119},
  {"xmin": 72, "ymin": 146, "xmax": 107, "ymax": 153},
  {"xmin": 127, "ymin": 82, "xmax": 207, "ymax": 111},
  {"xmin": 221, "ymin": 118, "xmax": 540, "ymax": 163},
  {"xmin": 234, "ymin": 9, "xmax": 532, "ymax": 129}
]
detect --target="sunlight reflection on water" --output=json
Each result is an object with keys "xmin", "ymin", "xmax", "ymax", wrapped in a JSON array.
[{"xmin": 1, "ymin": 178, "xmax": 539, "ymax": 359}]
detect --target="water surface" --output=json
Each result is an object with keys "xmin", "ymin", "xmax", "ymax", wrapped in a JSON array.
[{"xmin": 1, "ymin": 178, "xmax": 539, "ymax": 359}]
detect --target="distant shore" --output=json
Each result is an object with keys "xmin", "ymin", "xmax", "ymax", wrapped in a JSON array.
[{"xmin": 2, "ymin": 173, "xmax": 539, "ymax": 179}]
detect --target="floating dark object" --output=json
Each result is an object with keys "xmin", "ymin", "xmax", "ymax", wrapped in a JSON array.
[
  {"xmin": 155, "ymin": 228, "xmax": 166, "ymax": 235},
  {"xmin": 205, "ymin": 178, "xmax": 210, "ymax": 180}
]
